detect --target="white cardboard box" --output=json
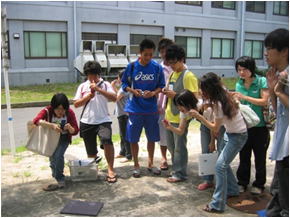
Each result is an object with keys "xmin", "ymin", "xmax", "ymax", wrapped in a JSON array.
[
  {"xmin": 68, "ymin": 160, "xmax": 98, "ymax": 182},
  {"xmin": 198, "ymin": 152, "xmax": 218, "ymax": 176}
]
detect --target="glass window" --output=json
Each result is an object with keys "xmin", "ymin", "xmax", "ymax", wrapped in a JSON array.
[
  {"xmin": 175, "ymin": 36, "xmax": 201, "ymax": 58},
  {"xmin": 130, "ymin": 34, "xmax": 162, "ymax": 57},
  {"xmin": 273, "ymin": 1, "xmax": 289, "ymax": 16},
  {"xmin": 212, "ymin": 1, "xmax": 235, "ymax": 10},
  {"xmin": 211, "ymin": 38, "xmax": 234, "ymax": 59},
  {"xmin": 244, "ymin": 40, "xmax": 263, "ymax": 59},
  {"xmin": 82, "ymin": 32, "xmax": 117, "ymax": 44},
  {"xmin": 24, "ymin": 31, "xmax": 67, "ymax": 58},
  {"xmin": 175, "ymin": 1, "xmax": 202, "ymax": 6},
  {"xmin": 246, "ymin": 1, "xmax": 265, "ymax": 13}
]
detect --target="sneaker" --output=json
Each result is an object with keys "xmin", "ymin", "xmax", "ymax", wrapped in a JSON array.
[
  {"xmin": 57, "ymin": 180, "xmax": 66, "ymax": 189},
  {"xmin": 251, "ymin": 186, "xmax": 263, "ymax": 195},
  {"xmin": 239, "ymin": 185, "xmax": 246, "ymax": 193}
]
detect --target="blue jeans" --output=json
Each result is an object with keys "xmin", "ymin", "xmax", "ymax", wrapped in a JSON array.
[
  {"xmin": 166, "ymin": 122, "xmax": 189, "ymax": 180},
  {"xmin": 200, "ymin": 124, "xmax": 226, "ymax": 183},
  {"xmin": 49, "ymin": 134, "xmax": 69, "ymax": 182},
  {"xmin": 209, "ymin": 132, "xmax": 248, "ymax": 211}
]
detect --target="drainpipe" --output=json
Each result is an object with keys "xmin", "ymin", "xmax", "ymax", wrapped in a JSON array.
[
  {"xmin": 73, "ymin": 1, "xmax": 77, "ymax": 82},
  {"xmin": 240, "ymin": 1, "xmax": 245, "ymax": 57}
]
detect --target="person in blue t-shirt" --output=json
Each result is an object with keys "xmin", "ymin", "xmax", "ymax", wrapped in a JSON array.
[{"xmin": 122, "ymin": 39, "xmax": 165, "ymax": 178}]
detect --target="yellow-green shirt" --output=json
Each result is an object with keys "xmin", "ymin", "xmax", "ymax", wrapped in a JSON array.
[{"xmin": 165, "ymin": 70, "xmax": 198, "ymax": 123}]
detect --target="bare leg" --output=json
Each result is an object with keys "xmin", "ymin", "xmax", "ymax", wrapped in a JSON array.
[
  {"xmin": 131, "ymin": 143, "xmax": 140, "ymax": 169},
  {"xmin": 147, "ymin": 141, "xmax": 155, "ymax": 168},
  {"xmin": 160, "ymin": 145, "xmax": 168, "ymax": 168},
  {"xmin": 103, "ymin": 144, "xmax": 115, "ymax": 177}
]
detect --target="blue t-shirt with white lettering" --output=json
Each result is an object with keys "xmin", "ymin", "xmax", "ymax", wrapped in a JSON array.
[{"xmin": 121, "ymin": 60, "xmax": 165, "ymax": 113}]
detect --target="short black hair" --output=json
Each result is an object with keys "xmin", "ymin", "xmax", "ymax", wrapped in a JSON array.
[
  {"xmin": 235, "ymin": 56, "xmax": 256, "ymax": 77},
  {"xmin": 139, "ymin": 39, "xmax": 156, "ymax": 52},
  {"xmin": 173, "ymin": 89, "xmax": 198, "ymax": 111},
  {"xmin": 264, "ymin": 28, "xmax": 289, "ymax": 52},
  {"xmin": 165, "ymin": 44, "xmax": 186, "ymax": 62},
  {"xmin": 83, "ymin": 60, "xmax": 102, "ymax": 76},
  {"xmin": 158, "ymin": 38, "xmax": 174, "ymax": 52},
  {"xmin": 50, "ymin": 93, "xmax": 69, "ymax": 111}
]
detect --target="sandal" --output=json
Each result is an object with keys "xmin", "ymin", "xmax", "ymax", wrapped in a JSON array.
[
  {"xmin": 132, "ymin": 168, "xmax": 141, "ymax": 178},
  {"xmin": 106, "ymin": 175, "xmax": 117, "ymax": 183},
  {"xmin": 197, "ymin": 182, "xmax": 214, "ymax": 191},
  {"xmin": 160, "ymin": 162, "xmax": 169, "ymax": 171},
  {"xmin": 147, "ymin": 167, "xmax": 161, "ymax": 175},
  {"xmin": 42, "ymin": 184, "xmax": 59, "ymax": 191},
  {"xmin": 166, "ymin": 176, "xmax": 184, "ymax": 183},
  {"xmin": 203, "ymin": 204, "xmax": 223, "ymax": 213}
]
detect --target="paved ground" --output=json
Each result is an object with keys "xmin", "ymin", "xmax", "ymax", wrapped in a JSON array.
[
  {"xmin": 1, "ymin": 129, "xmax": 275, "ymax": 217},
  {"xmin": 1, "ymin": 103, "xmax": 119, "ymax": 149}
]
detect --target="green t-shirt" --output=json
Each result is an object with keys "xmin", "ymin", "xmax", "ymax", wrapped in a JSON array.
[{"xmin": 235, "ymin": 75, "xmax": 268, "ymax": 127}]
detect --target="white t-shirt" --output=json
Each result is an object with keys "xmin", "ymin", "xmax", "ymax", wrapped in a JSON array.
[
  {"xmin": 213, "ymin": 102, "xmax": 247, "ymax": 133},
  {"xmin": 73, "ymin": 79, "xmax": 114, "ymax": 125}
]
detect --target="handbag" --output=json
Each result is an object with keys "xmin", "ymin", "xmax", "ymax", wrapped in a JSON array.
[
  {"xmin": 198, "ymin": 152, "xmax": 218, "ymax": 176},
  {"xmin": 239, "ymin": 103, "xmax": 260, "ymax": 128},
  {"xmin": 26, "ymin": 121, "xmax": 60, "ymax": 157}
]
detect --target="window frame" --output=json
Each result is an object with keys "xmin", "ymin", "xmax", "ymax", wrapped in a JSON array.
[
  {"xmin": 211, "ymin": 1, "xmax": 236, "ymax": 10},
  {"xmin": 246, "ymin": 1, "xmax": 266, "ymax": 14},
  {"xmin": 81, "ymin": 32, "xmax": 117, "ymax": 44},
  {"xmin": 244, "ymin": 40, "xmax": 264, "ymax": 60},
  {"xmin": 130, "ymin": 34, "xmax": 162, "ymax": 58},
  {"xmin": 175, "ymin": 36, "xmax": 201, "ymax": 59},
  {"xmin": 175, "ymin": 1, "xmax": 202, "ymax": 6},
  {"xmin": 273, "ymin": 1, "xmax": 289, "ymax": 16},
  {"xmin": 211, "ymin": 38, "xmax": 234, "ymax": 59},
  {"xmin": 24, "ymin": 31, "xmax": 68, "ymax": 59}
]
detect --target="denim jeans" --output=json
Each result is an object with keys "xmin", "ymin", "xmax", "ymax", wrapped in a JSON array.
[
  {"xmin": 49, "ymin": 134, "xmax": 69, "ymax": 182},
  {"xmin": 166, "ymin": 122, "xmax": 189, "ymax": 180},
  {"xmin": 200, "ymin": 124, "xmax": 226, "ymax": 183},
  {"xmin": 209, "ymin": 132, "xmax": 248, "ymax": 211}
]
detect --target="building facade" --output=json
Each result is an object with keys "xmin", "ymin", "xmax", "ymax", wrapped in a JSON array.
[{"xmin": 1, "ymin": 1, "xmax": 289, "ymax": 86}]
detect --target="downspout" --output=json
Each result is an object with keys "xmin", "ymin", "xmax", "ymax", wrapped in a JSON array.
[
  {"xmin": 73, "ymin": 1, "xmax": 77, "ymax": 82},
  {"xmin": 240, "ymin": 1, "xmax": 245, "ymax": 57}
]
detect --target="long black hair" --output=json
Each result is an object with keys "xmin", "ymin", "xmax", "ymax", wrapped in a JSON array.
[
  {"xmin": 50, "ymin": 93, "xmax": 69, "ymax": 114},
  {"xmin": 200, "ymin": 72, "xmax": 237, "ymax": 119},
  {"xmin": 173, "ymin": 89, "xmax": 198, "ymax": 111}
]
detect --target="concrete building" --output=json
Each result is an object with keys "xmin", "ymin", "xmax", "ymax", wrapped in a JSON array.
[{"xmin": 1, "ymin": 1, "xmax": 289, "ymax": 86}]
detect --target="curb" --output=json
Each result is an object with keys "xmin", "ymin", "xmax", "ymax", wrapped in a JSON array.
[{"xmin": 1, "ymin": 100, "xmax": 74, "ymax": 109}]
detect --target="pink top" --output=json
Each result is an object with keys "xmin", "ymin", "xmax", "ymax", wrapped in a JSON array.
[{"xmin": 157, "ymin": 61, "xmax": 173, "ymax": 114}]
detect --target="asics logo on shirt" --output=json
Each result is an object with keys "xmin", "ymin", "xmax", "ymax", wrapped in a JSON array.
[{"xmin": 135, "ymin": 71, "xmax": 154, "ymax": 81}]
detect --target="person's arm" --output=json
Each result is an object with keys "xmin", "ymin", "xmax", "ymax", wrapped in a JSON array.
[
  {"xmin": 91, "ymin": 82, "xmax": 117, "ymax": 102},
  {"xmin": 110, "ymin": 79, "xmax": 119, "ymax": 94},
  {"xmin": 74, "ymin": 93, "xmax": 94, "ymax": 108},
  {"xmin": 266, "ymin": 67, "xmax": 279, "ymax": 112},
  {"xmin": 163, "ymin": 118, "xmax": 187, "ymax": 135},
  {"xmin": 188, "ymin": 109, "xmax": 223, "ymax": 134},
  {"xmin": 208, "ymin": 130, "xmax": 216, "ymax": 152},
  {"xmin": 33, "ymin": 108, "xmax": 62, "ymax": 133},
  {"xmin": 274, "ymin": 79, "xmax": 289, "ymax": 108},
  {"xmin": 64, "ymin": 109, "xmax": 79, "ymax": 135},
  {"xmin": 233, "ymin": 88, "xmax": 269, "ymax": 107},
  {"xmin": 143, "ymin": 88, "xmax": 162, "ymax": 98}
]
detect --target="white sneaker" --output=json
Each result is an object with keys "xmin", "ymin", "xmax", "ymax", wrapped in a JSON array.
[
  {"xmin": 239, "ymin": 185, "xmax": 246, "ymax": 193},
  {"xmin": 251, "ymin": 186, "xmax": 262, "ymax": 195}
]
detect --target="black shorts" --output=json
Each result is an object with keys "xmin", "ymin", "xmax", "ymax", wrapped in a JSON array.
[{"xmin": 80, "ymin": 122, "xmax": 113, "ymax": 156}]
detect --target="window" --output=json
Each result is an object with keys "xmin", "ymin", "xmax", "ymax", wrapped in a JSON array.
[
  {"xmin": 175, "ymin": 1, "xmax": 202, "ymax": 6},
  {"xmin": 273, "ymin": 1, "xmax": 289, "ymax": 16},
  {"xmin": 175, "ymin": 36, "xmax": 201, "ymax": 58},
  {"xmin": 211, "ymin": 1, "xmax": 235, "ymax": 10},
  {"xmin": 24, "ymin": 31, "xmax": 67, "ymax": 58},
  {"xmin": 211, "ymin": 38, "xmax": 234, "ymax": 59},
  {"xmin": 244, "ymin": 40, "xmax": 263, "ymax": 59},
  {"xmin": 82, "ymin": 32, "xmax": 117, "ymax": 44},
  {"xmin": 246, "ymin": 1, "xmax": 266, "ymax": 13},
  {"xmin": 130, "ymin": 34, "xmax": 162, "ymax": 57}
]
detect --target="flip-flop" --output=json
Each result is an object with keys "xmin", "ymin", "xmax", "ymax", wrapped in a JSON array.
[
  {"xmin": 106, "ymin": 175, "xmax": 117, "ymax": 183},
  {"xmin": 147, "ymin": 167, "xmax": 161, "ymax": 175},
  {"xmin": 202, "ymin": 204, "xmax": 223, "ymax": 213},
  {"xmin": 166, "ymin": 176, "xmax": 184, "ymax": 183},
  {"xmin": 160, "ymin": 162, "xmax": 169, "ymax": 171},
  {"xmin": 42, "ymin": 184, "xmax": 59, "ymax": 191},
  {"xmin": 132, "ymin": 168, "xmax": 141, "ymax": 178}
]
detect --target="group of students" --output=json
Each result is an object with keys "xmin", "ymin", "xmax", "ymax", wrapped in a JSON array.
[{"xmin": 32, "ymin": 28, "xmax": 288, "ymax": 215}]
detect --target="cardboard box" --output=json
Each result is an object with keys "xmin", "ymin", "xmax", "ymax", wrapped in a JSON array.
[{"xmin": 68, "ymin": 160, "xmax": 98, "ymax": 182}]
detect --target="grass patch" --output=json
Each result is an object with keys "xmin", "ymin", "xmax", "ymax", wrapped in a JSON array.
[
  {"xmin": 221, "ymin": 77, "xmax": 238, "ymax": 91},
  {"xmin": 71, "ymin": 137, "xmax": 83, "ymax": 145},
  {"xmin": 2, "ymin": 146, "xmax": 27, "ymax": 156},
  {"xmin": 40, "ymin": 166, "xmax": 49, "ymax": 170},
  {"xmin": 13, "ymin": 156, "xmax": 23, "ymax": 163},
  {"xmin": 1, "ymin": 82, "xmax": 80, "ymax": 104},
  {"xmin": 112, "ymin": 134, "xmax": 120, "ymax": 143},
  {"xmin": 12, "ymin": 172, "xmax": 21, "ymax": 178},
  {"xmin": 23, "ymin": 171, "xmax": 32, "ymax": 177}
]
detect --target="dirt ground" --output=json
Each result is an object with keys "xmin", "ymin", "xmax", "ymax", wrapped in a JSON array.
[{"xmin": 1, "ymin": 131, "xmax": 275, "ymax": 217}]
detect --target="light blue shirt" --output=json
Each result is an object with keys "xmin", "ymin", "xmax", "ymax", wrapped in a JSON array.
[{"xmin": 270, "ymin": 68, "xmax": 289, "ymax": 161}]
